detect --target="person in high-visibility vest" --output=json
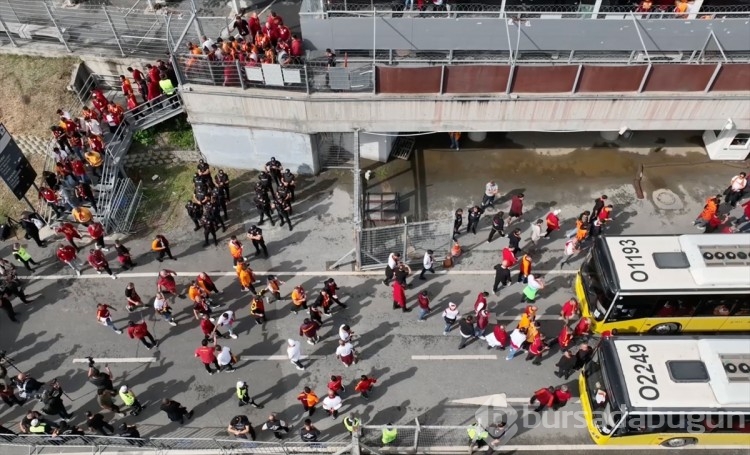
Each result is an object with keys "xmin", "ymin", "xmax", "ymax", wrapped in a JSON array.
[
  {"xmin": 119, "ymin": 385, "xmax": 143, "ymax": 416},
  {"xmin": 159, "ymin": 73, "xmax": 177, "ymax": 108},
  {"xmin": 381, "ymin": 423, "xmax": 397, "ymax": 445},
  {"xmin": 467, "ymin": 421, "xmax": 489, "ymax": 449},
  {"xmin": 12, "ymin": 243, "xmax": 39, "ymax": 272},
  {"xmin": 343, "ymin": 414, "xmax": 361, "ymax": 433}
]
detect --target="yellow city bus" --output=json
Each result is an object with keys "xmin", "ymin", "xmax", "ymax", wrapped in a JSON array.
[
  {"xmin": 574, "ymin": 234, "xmax": 750, "ymax": 334},
  {"xmin": 579, "ymin": 335, "xmax": 750, "ymax": 447}
]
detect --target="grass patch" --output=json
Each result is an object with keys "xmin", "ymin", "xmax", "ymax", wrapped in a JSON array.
[
  {"xmin": 134, "ymin": 164, "xmax": 195, "ymax": 232},
  {"xmin": 131, "ymin": 114, "xmax": 195, "ymax": 152},
  {"xmin": 0, "ymin": 55, "xmax": 80, "ymax": 137}
]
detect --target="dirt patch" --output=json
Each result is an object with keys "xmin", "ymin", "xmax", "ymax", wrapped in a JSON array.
[{"xmin": 0, "ymin": 54, "xmax": 80, "ymax": 137}]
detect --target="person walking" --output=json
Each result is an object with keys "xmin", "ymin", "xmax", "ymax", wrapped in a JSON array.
[
  {"xmin": 113, "ymin": 239, "xmax": 136, "ymax": 270},
  {"xmin": 96, "ymin": 303, "xmax": 122, "ymax": 334},
  {"xmin": 322, "ymin": 390, "xmax": 343, "ymax": 419},
  {"xmin": 215, "ymin": 343, "xmax": 237, "ymax": 373},
  {"xmin": 195, "ymin": 339, "xmax": 221, "ymax": 375},
  {"xmin": 419, "ymin": 250, "xmax": 435, "ymax": 280},
  {"xmin": 453, "ymin": 208, "xmax": 463, "ymax": 240},
  {"xmin": 250, "ymin": 295, "xmax": 266, "ymax": 325},
  {"xmin": 227, "ymin": 415, "xmax": 255, "ymax": 440},
  {"xmin": 521, "ymin": 274, "xmax": 544, "ymax": 303},
  {"xmin": 300, "ymin": 419, "xmax": 321, "ymax": 442},
  {"xmin": 527, "ymin": 219, "xmax": 543, "ymax": 251},
  {"xmin": 297, "ymin": 386, "xmax": 319, "ymax": 416},
  {"xmin": 524, "ymin": 332, "xmax": 548, "ymax": 365},
  {"xmin": 492, "ymin": 260, "xmax": 512, "ymax": 294},
  {"xmin": 118, "ymin": 385, "xmax": 144, "ymax": 416},
  {"xmin": 529, "ymin": 386, "xmax": 555, "ymax": 413},
  {"xmin": 560, "ymin": 238, "xmax": 581, "ymax": 268},
  {"xmin": 299, "ymin": 318, "xmax": 321, "ymax": 345},
  {"xmin": 476, "ymin": 308, "xmax": 490, "ymax": 339},
  {"xmin": 487, "ymin": 211, "xmax": 505, "ymax": 243},
  {"xmin": 573, "ymin": 317, "xmax": 592, "ymax": 340},
  {"xmin": 392, "ymin": 280, "xmax": 410, "ymax": 312},
  {"xmin": 324, "ymin": 278, "xmax": 347, "ymax": 309},
  {"xmin": 417, "ymin": 291, "xmax": 431, "ymax": 321},
  {"xmin": 560, "ymin": 298, "xmax": 580, "ymax": 324},
  {"xmin": 442, "ymin": 302, "xmax": 459, "ymax": 335},
  {"xmin": 262, "ymin": 414, "xmax": 290, "ymax": 439},
  {"xmin": 236, "ymin": 381, "xmax": 263, "ymax": 408},
  {"xmin": 55, "ymin": 222, "xmax": 84, "ymax": 251},
  {"xmin": 87, "ymin": 248, "xmax": 117, "ymax": 279},
  {"xmin": 458, "ymin": 315, "xmax": 477, "ymax": 349},
  {"xmin": 590, "ymin": 195, "xmax": 608, "ymax": 223},
  {"xmin": 517, "ymin": 254, "xmax": 532, "ymax": 284},
  {"xmin": 247, "ymin": 226, "xmax": 269, "ymax": 258},
  {"xmin": 554, "ymin": 350, "xmax": 577, "ymax": 380},
  {"xmin": 336, "ymin": 340, "xmax": 357, "ymax": 367},
  {"xmin": 11, "ymin": 244, "xmax": 38, "ymax": 272},
  {"xmin": 354, "ymin": 375, "xmax": 377, "ymax": 400},
  {"xmin": 236, "ymin": 262, "xmax": 257, "ymax": 294},
  {"xmin": 448, "ymin": 131, "xmax": 461, "ymax": 150},
  {"xmin": 265, "ymin": 275, "xmax": 284, "ymax": 303},
  {"xmin": 466, "ymin": 206, "xmax": 483, "ymax": 235},
  {"xmin": 19, "ymin": 215, "xmax": 46, "ymax": 247},
  {"xmin": 291, "ymin": 285, "xmax": 308, "ymax": 314},
  {"xmin": 544, "ymin": 209, "xmax": 561, "ymax": 238},
  {"xmin": 154, "ymin": 292, "xmax": 178, "ymax": 326},
  {"xmin": 553, "ymin": 385, "xmax": 572, "ymax": 410},
  {"xmin": 214, "ymin": 311, "xmax": 238, "ymax": 339},
  {"xmin": 228, "ymin": 236, "xmax": 245, "ymax": 266},
  {"xmin": 57, "ymin": 243, "xmax": 82, "ymax": 276},
  {"xmin": 506, "ymin": 327, "xmax": 527, "ymax": 361},
  {"xmin": 160, "ymin": 398, "xmax": 193, "ymax": 424},
  {"xmin": 157, "ymin": 269, "xmax": 181, "ymax": 302},
  {"xmin": 482, "ymin": 181, "xmax": 498, "ymax": 208},
  {"xmin": 85, "ymin": 411, "xmax": 114, "ymax": 435},
  {"xmin": 383, "ymin": 252, "xmax": 400, "ymax": 286},
  {"xmin": 127, "ymin": 320, "xmax": 157, "ymax": 349},
  {"xmin": 507, "ymin": 193, "xmax": 524, "ymax": 225},
  {"xmin": 287, "ymin": 339, "xmax": 306, "ymax": 370},
  {"xmin": 557, "ymin": 325, "xmax": 574, "ymax": 353},
  {"xmin": 197, "ymin": 272, "xmax": 220, "ymax": 296},
  {"xmin": 151, "ymin": 234, "xmax": 176, "ymax": 262},
  {"xmin": 86, "ymin": 221, "xmax": 108, "ymax": 251},
  {"xmin": 726, "ymin": 172, "xmax": 747, "ymax": 207},
  {"xmin": 575, "ymin": 343, "xmax": 594, "ymax": 370},
  {"xmin": 485, "ymin": 324, "xmax": 509, "ymax": 350}
]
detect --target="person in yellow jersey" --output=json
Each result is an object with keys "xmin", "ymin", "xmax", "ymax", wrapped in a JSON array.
[
  {"xmin": 71, "ymin": 206, "xmax": 93, "ymax": 225},
  {"xmin": 159, "ymin": 73, "xmax": 177, "ymax": 107},
  {"xmin": 467, "ymin": 421, "xmax": 489, "ymax": 450},
  {"xmin": 381, "ymin": 423, "xmax": 397, "ymax": 445},
  {"xmin": 84, "ymin": 149, "xmax": 104, "ymax": 179}
]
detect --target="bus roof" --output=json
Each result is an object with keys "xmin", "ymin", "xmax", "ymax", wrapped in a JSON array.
[
  {"xmin": 603, "ymin": 234, "xmax": 750, "ymax": 292},
  {"xmin": 611, "ymin": 336, "xmax": 750, "ymax": 410}
]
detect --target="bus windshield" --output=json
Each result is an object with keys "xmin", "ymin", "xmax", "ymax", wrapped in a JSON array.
[
  {"xmin": 585, "ymin": 350, "xmax": 623, "ymax": 436},
  {"xmin": 580, "ymin": 247, "xmax": 617, "ymax": 321}
]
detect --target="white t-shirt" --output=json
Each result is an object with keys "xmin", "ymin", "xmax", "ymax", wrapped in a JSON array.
[
  {"xmin": 217, "ymin": 311, "xmax": 235, "ymax": 327},
  {"xmin": 423, "ymin": 252, "xmax": 433, "ymax": 269},
  {"xmin": 339, "ymin": 325, "xmax": 351, "ymax": 342},
  {"xmin": 564, "ymin": 240, "xmax": 577, "ymax": 255},
  {"xmin": 510, "ymin": 329, "xmax": 526, "ymax": 348},
  {"xmin": 287, "ymin": 340, "xmax": 301, "ymax": 361},
  {"xmin": 322, "ymin": 395, "xmax": 342, "ymax": 410},
  {"xmin": 731, "ymin": 175, "xmax": 747, "ymax": 191},
  {"xmin": 485, "ymin": 182, "xmax": 498, "ymax": 197},
  {"xmin": 531, "ymin": 223, "xmax": 542, "ymax": 241},
  {"xmin": 154, "ymin": 296, "xmax": 167, "ymax": 312},
  {"xmin": 387, "ymin": 254, "xmax": 398, "ymax": 270},
  {"xmin": 443, "ymin": 307, "xmax": 459, "ymax": 321},
  {"xmin": 217, "ymin": 346, "xmax": 232, "ymax": 366},
  {"xmin": 527, "ymin": 274, "xmax": 542, "ymax": 290},
  {"xmin": 335, "ymin": 342, "xmax": 354, "ymax": 357},
  {"xmin": 86, "ymin": 119, "xmax": 102, "ymax": 136}
]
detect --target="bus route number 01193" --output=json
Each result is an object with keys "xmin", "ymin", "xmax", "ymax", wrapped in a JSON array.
[
  {"xmin": 627, "ymin": 343, "xmax": 660, "ymax": 401},
  {"xmin": 619, "ymin": 239, "xmax": 649, "ymax": 283}
]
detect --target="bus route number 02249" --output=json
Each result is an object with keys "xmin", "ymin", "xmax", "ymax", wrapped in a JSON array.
[
  {"xmin": 619, "ymin": 239, "xmax": 649, "ymax": 283},
  {"xmin": 627, "ymin": 344, "xmax": 660, "ymax": 401}
]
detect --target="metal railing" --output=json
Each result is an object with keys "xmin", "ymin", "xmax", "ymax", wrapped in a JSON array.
[
  {"xmin": 359, "ymin": 218, "xmax": 453, "ymax": 270},
  {"xmin": 0, "ymin": 0, "xmax": 190, "ymax": 57},
  {"xmin": 0, "ymin": 434, "xmax": 352, "ymax": 454}
]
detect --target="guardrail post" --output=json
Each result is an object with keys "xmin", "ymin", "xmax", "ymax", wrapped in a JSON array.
[
  {"xmin": 43, "ymin": 2, "xmax": 71, "ymax": 52},
  {"xmin": 102, "ymin": 5, "xmax": 126, "ymax": 57},
  {"xmin": 236, "ymin": 59, "xmax": 246, "ymax": 89},
  {"xmin": 402, "ymin": 217, "xmax": 408, "ymax": 260},
  {"xmin": 304, "ymin": 65, "xmax": 311, "ymax": 94},
  {"xmin": 413, "ymin": 418, "xmax": 420, "ymax": 452}
]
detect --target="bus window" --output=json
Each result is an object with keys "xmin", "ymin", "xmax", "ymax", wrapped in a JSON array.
[
  {"xmin": 731, "ymin": 301, "xmax": 750, "ymax": 316},
  {"xmin": 653, "ymin": 297, "xmax": 698, "ymax": 318},
  {"xmin": 580, "ymin": 249, "xmax": 617, "ymax": 321},
  {"xmin": 607, "ymin": 295, "xmax": 656, "ymax": 322},
  {"xmin": 694, "ymin": 297, "xmax": 740, "ymax": 317}
]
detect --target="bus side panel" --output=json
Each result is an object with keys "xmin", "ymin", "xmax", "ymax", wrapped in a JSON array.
[{"xmin": 719, "ymin": 316, "xmax": 750, "ymax": 332}]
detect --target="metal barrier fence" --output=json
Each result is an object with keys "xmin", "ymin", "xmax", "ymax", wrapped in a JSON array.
[
  {"xmin": 359, "ymin": 218, "xmax": 452, "ymax": 270},
  {"xmin": 0, "ymin": 0, "xmax": 190, "ymax": 57}
]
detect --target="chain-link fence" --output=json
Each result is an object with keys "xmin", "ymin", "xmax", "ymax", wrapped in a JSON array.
[
  {"xmin": 359, "ymin": 218, "xmax": 452, "ymax": 270},
  {"xmin": 0, "ymin": 0, "xmax": 190, "ymax": 56}
]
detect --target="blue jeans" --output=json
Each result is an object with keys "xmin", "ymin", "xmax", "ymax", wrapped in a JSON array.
[
  {"xmin": 506, "ymin": 345, "xmax": 520, "ymax": 360},
  {"xmin": 443, "ymin": 320, "xmax": 455, "ymax": 333},
  {"xmin": 418, "ymin": 308, "xmax": 429, "ymax": 320},
  {"xmin": 103, "ymin": 317, "xmax": 120, "ymax": 332},
  {"xmin": 474, "ymin": 327, "xmax": 485, "ymax": 338}
]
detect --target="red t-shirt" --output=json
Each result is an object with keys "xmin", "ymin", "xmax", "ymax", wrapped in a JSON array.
[
  {"xmin": 493, "ymin": 326, "xmax": 509, "ymax": 345},
  {"xmin": 291, "ymin": 39, "xmax": 303, "ymax": 57},
  {"xmin": 40, "ymin": 188, "xmax": 58, "ymax": 203},
  {"xmin": 355, "ymin": 378, "xmax": 376, "ymax": 393},
  {"xmin": 57, "ymin": 245, "xmax": 76, "ymax": 262},
  {"xmin": 195, "ymin": 346, "xmax": 216, "ymax": 363},
  {"xmin": 554, "ymin": 388, "xmax": 572, "ymax": 405},
  {"xmin": 327, "ymin": 376, "xmax": 343, "ymax": 392},
  {"xmin": 88, "ymin": 250, "xmax": 107, "ymax": 269},
  {"xmin": 128, "ymin": 322, "xmax": 148, "ymax": 339},
  {"xmin": 88, "ymin": 223, "xmax": 104, "ymax": 239},
  {"xmin": 71, "ymin": 160, "xmax": 86, "ymax": 177},
  {"xmin": 561, "ymin": 300, "xmax": 578, "ymax": 318},
  {"xmin": 200, "ymin": 319, "xmax": 215, "ymax": 336},
  {"xmin": 417, "ymin": 294, "xmax": 430, "ymax": 310},
  {"xmin": 96, "ymin": 305, "xmax": 111, "ymax": 320},
  {"xmin": 534, "ymin": 388, "xmax": 555, "ymax": 406}
]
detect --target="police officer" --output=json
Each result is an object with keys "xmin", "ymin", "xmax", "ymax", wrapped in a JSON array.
[
  {"xmin": 193, "ymin": 183, "xmax": 210, "ymax": 206},
  {"xmin": 254, "ymin": 193, "xmax": 275, "ymax": 226},
  {"xmin": 186, "ymin": 201, "xmax": 202, "ymax": 231},
  {"xmin": 215, "ymin": 169, "xmax": 231, "ymax": 202},
  {"xmin": 207, "ymin": 195, "xmax": 227, "ymax": 231},
  {"xmin": 247, "ymin": 226, "xmax": 268, "ymax": 258},
  {"xmin": 255, "ymin": 181, "xmax": 268, "ymax": 200},
  {"xmin": 258, "ymin": 171, "xmax": 273, "ymax": 195},
  {"xmin": 281, "ymin": 169, "xmax": 296, "ymax": 201},
  {"xmin": 273, "ymin": 193, "xmax": 292, "ymax": 231},
  {"xmin": 467, "ymin": 205, "xmax": 484, "ymax": 235},
  {"xmin": 277, "ymin": 187, "xmax": 293, "ymax": 214},
  {"xmin": 196, "ymin": 159, "xmax": 213, "ymax": 188},
  {"xmin": 265, "ymin": 157, "xmax": 283, "ymax": 187},
  {"xmin": 279, "ymin": 197, "xmax": 293, "ymax": 232},
  {"xmin": 201, "ymin": 215, "xmax": 218, "ymax": 247},
  {"xmin": 211, "ymin": 186, "xmax": 228, "ymax": 220}
]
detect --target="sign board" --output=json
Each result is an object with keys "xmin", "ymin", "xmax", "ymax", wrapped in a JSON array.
[{"xmin": 0, "ymin": 124, "xmax": 37, "ymax": 200}]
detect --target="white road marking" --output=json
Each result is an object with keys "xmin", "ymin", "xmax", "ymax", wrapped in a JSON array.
[
  {"xmin": 429, "ymin": 444, "xmax": 741, "ymax": 452},
  {"xmin": 21, "ymin": 269, "xmax": 577, "ymax": 280},
  {"xmin": 240, "ymin": 355, "xmax": 326, "ymax": 360},
  {"xmin": 72, "ymin": 357, "xmax": 156, "ymax": 363},
  {"xmin": 412, "ymin": 355, "xmax": 498, "ymax": 360}
]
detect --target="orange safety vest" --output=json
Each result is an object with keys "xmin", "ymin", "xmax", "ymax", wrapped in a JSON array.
[
  {"xmin": 229, "ymin": 241, "xmax": 243, "ymax": 259},
  {"xmin": 520, "ymin": 256, "xmax": 532, "ymax": 276}
]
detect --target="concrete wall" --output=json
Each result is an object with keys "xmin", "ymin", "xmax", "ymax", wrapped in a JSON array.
[
  {"xmin": 703, "ymin": 128, "xmax": 750, "ymax": 160},
  {"xmin": 300, "ymin": 16, "xmax": 750, "ymax": 52},
  {"xmin": 191, "ymin": 124, "xmax": 319, "ymax": 174},
  {"xmin": 181, "ymin": 85, "xmax": 750, "ymax": 133},
  {"xmin": 360, "ymin": 132, "xmax": 395, "ymax": 161}
]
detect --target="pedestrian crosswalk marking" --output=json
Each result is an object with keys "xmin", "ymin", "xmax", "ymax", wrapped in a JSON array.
[{"xmin": 73, "ymin": 357, "xmax": 156, "ymax": 363}]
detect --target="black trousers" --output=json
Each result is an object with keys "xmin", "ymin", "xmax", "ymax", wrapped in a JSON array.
[
  {"xmin": 277, "ymin": 208, "xmax": 292, "ymax": 231},
  {"xmin": 493, "ymin": 275, "xmax": 509, "ymax": 293},
  {"xmin": 25, "ymin": 228, "xmax": 46, "ymax": 247},
  {"xmin": 258, "ymin": 207, "xmax": 275, "ymax": 225},
  {"xmin": 17, "ymin": 257, "xmax": 38, "ymax": 271},
  {"xmin": 157, "ymin": 248, "xmax": 175, "ymax": 261},
  {"xmin": 488, "ymin": 227, "xmax": 504, "ymax": 243},
  {"xmin": 204, "ymin": 228, "xmax": 218, "ymax": 246},
  {"xmin": 252, "ymin": 239, "xmax": 268, "ymax": 257},
  {"xmin": 383, "ymin": 266, "xmax": 394, "ymax": 284}
]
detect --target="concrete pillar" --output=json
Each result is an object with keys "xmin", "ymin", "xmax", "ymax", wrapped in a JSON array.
[
  {"xmin": 468, "ymin": 131, "xmax": 487, "ymax": 142},
  {"xmin": 600, "ymin": 131, "xmax": 619, "ymax": 141}
]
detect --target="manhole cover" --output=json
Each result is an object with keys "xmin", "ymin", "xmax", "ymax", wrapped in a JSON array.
[{"xmin": 652, "ymin": 189, "xmax": 683, "ymax": 210}]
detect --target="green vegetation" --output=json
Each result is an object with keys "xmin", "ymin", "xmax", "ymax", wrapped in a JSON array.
[
  {"xmin": 134, "ymin": 164, "xmax": 195, "ymax": 231},
  {"xmin": 133, "ymin": 129, "xmax": 157, "ymax": 146},
  {"xmin": 132, "ymin": 114, "xmax": 195, "ymax": 151}
]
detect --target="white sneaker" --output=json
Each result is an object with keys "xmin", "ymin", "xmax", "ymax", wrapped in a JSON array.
[
  {"xmin": 296, "ymin": 366, "xmax": 305, "ymax": 371},
  {"xmin": 306, "ymin": 339, "xmax": 314, "ymax": 345},
  {"xmin": 111, "ymin": 274, "xmax": 117, "ymax": 280},
  {"xmin": 210, "ymin": 317, "xmax": 215, "ymax": 322},
  {"xmin": 230, "ymin": 334, "xmax": 238, "ymax": 339},
  {"xmin": 169, "ymin": 321, "xmax": 178, "ymax": 326},
  {"xmin": 115, "ymin": 329, "xmax": 123, "ymax": 334},
  {"xmin": 75, "ymin": 270, "xmax": 81, "ymax": 277},
  {"xmin": 97, "ymin": 271, "xmax": 102, "ymax": 275}
]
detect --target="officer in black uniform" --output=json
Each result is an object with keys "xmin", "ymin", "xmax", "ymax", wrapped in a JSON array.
[
  {"xmin": 453, "ymin": 208, "xmax": 464, "ymax": 241},
  {"xmin": 201, "ymin": 215, "xmax": 218, "ymax": 247},
  {"xmin": 19, "ymin": 215, "xmax": 46, "ymax": 248},
  {"xmin": 185, "ymin": 201, "xmax": 202, "ymax": 231},
  {"xmin": 254, "ymin": 193, "xmax": 274, "ymax": 226},
  {"xmin": 254, "ymin": 181, "xmax": 268, "ymax": 199},
  {"xmin": 466, "ymin": 205, "xmax": 484, "ymax": 235},
  {"xmin": 197, "ymin": 159, "xmax": 213, "ymax": 189},
  {"xmin": 192, "ymin": 173, "xmax": 203, "ymax": 191},
  {"xmin": 273, "ymin": 193, "xmax": 292, "ymax": 231},
  {"xmin": 265, "ymin": 157, "xmax": 283, "ymax": 188},
  {"xmin": 276, "ymin": 187, "xmax": 292, "ymax": 214},
  {"xmin": 215, "ymin": 170, "xmax": 230, "ymax": 202},
  {"xmin": 258, "ymin": 171, "xmax": 273, "ymax": 195},
  {"xmin": 247, "ymin": 225, "xmax": 268, "ymax": 258},
  {"xmin": 280, "ymin": 169, "xmax": 296, "ymax": 202},
  {"xmin": 211, "ymin": 186, "xmax": 228, "ymax": 220},
  {"xmin": 193, "ymin": 183, "xmax": 210, "ymax": 206},
  {"xmin": 203, "ymin": 198, "xmax": 226, "ymax": 232},
  {"xmin": 280, "ymin": 198, "xmax": 293, "ymax": 232}
]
